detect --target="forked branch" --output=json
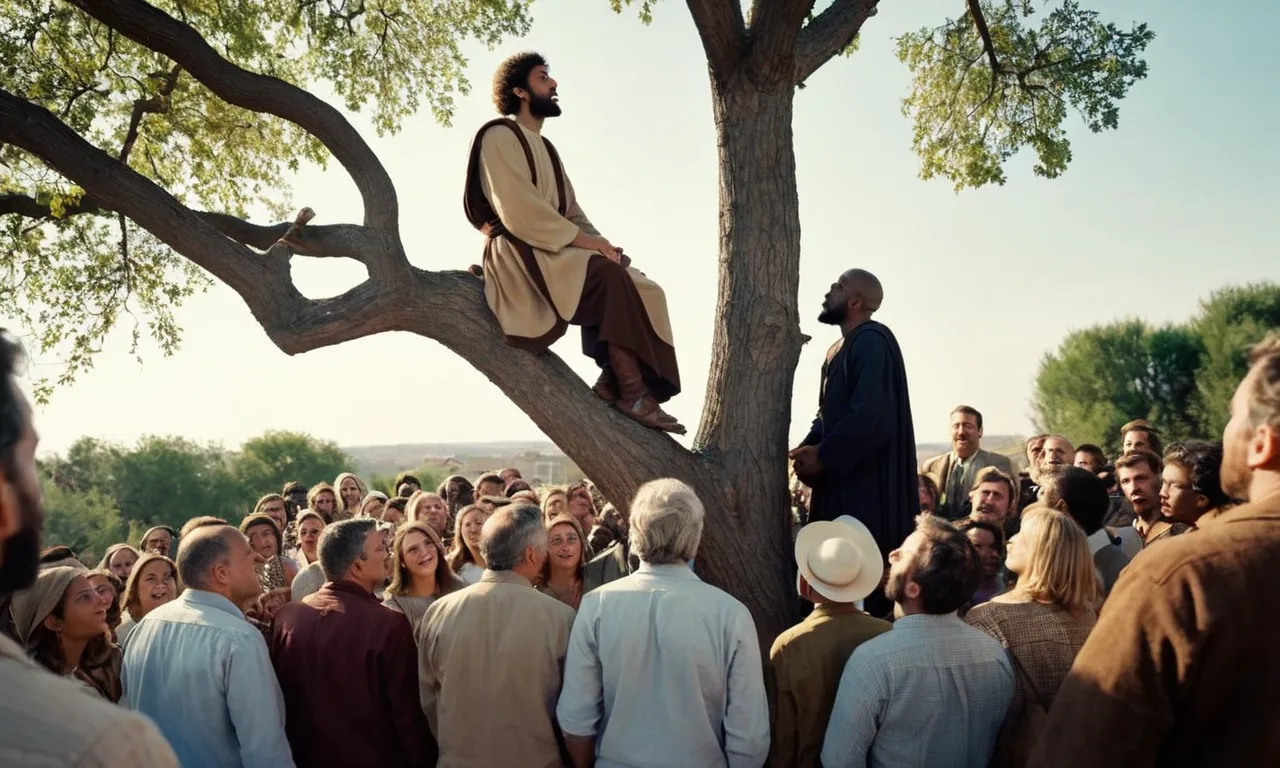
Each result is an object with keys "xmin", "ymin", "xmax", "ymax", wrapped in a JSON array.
[
  {"xmin": 794, "ymin": 0, "xmax": 879, "ymax": 85},
  {"xmin": 66, "ymin": 0, "xmax": 404, "ymax": 240},
  {"xmin": 685, "ymin": 0, "xmax": 747, "ymax": 77}
]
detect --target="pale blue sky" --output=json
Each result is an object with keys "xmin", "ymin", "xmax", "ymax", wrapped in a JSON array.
[{"xmin": 10, "ymin": 0, "xmax": 1279, "ymax": 455}]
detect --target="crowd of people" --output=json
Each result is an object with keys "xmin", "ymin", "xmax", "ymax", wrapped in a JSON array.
[{"xmin": 1, "ymin": 328, "xmax": 1279, "ymax": 768}]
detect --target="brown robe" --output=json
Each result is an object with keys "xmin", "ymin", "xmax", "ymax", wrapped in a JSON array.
[{"xmin": 464, "ymin": 118, "xmax": 680, "ymax": 401}]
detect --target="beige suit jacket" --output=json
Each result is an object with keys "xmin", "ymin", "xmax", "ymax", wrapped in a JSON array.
[{"xmin": 921, "ymin": 447, "xmax": 1014, "ymax": 516}]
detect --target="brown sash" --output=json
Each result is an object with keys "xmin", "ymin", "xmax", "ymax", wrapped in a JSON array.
[{"xmin": 462, "ymin": 118, "xmax": 571, "ymax": 341}]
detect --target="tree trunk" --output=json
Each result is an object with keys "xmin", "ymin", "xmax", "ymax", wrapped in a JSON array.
[{"xmin": 687, "ymin": 76, "xmax": 807, "ymax": 646}]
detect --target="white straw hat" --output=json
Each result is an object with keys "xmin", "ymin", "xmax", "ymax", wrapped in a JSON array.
[{"xmin": 794, "ymin": 515, "xmax": 882, "ymax": 604}]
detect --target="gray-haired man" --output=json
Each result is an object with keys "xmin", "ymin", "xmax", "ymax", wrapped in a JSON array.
[
  {"xmin": 557, "ymin": 478, "xmax": 770, "ymax": 768},
  {"xmin": 417, "ymin": 503, "xmax": 576, "ymax": 768}
]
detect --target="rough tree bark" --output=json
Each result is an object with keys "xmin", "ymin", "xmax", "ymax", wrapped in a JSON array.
[{"xmin": 0, "ymin": 0, "xmax": 879, "ymax": 646}]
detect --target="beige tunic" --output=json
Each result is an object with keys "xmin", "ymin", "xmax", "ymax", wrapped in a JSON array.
[
  {"xmin": 476, "ymin": 123, "xmax": 675, "ymax": 347},
  {"xmin": 417, "ymin": 569, "xmax": 577, "ymax": 768}
]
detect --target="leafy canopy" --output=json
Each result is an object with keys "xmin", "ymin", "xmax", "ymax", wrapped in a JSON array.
[
  {"xmin": 2, "ymin": 0, "xmax": 530, "ymax": 399},
  {"xmin": 896, "ymin": 0, "xmax": 1154, "ymax": 190}
]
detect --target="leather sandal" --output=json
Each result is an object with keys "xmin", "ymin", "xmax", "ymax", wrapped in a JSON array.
[{"xmin": 616, "ymin": 395, "xmax": 687, "ymax": 435}]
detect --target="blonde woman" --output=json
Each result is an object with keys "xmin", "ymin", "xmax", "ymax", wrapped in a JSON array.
[
  {"xmin": 383, "ymin": 522, "xmax": 465, "ymax": 634},
  {"xmin": 307, "ymin": 483, "xmax": 340, "ymax": 523},
  {"xmin": 334, "ymin": 472, "xmax": 368, "ymax": 520},
  {"xmin": 965, "ymin": 505, "xmax": 1100, "ymax": 767},
  {"xmin": 115, "ymin": 553, "xmax": 180, "ymax": 648},
  {"xmin": 446, "ymin": 504, "xmax": 491, "ymax": 585},
  {"xmin": 535, "ymin": 515, "xmax": 588, "ymax": 610}
]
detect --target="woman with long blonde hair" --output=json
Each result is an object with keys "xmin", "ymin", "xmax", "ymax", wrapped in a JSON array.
[
  {"xmin": 965, "ymin": 505, "xmax": 1100, "ymax": 767},
  {"xmin": 446, "ymin": 504, "xmax": 491, "ymax": 585},
  {"xmin": 383, "ymin": 522, "xmax": 465, "ymax": 634},
  {"xmin": 115, "ymin": 553, "xmax": 180, "ymax": 647}
]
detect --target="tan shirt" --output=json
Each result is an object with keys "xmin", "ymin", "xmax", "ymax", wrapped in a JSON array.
[
  {"xmin": 417, "ymin": 569, "xmax": 577, "ymax": 768},
  {"xmin": 766, "ymin": 603, "xmax": 892, "ymax": 768},
  {"xmin": 0, "ymin": 633, "xmax": 177, "ymax": 767}
]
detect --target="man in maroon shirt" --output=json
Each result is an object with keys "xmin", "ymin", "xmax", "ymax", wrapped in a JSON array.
[{"xmin": 270, "ymin": 518, "xmax": 435, "ymax": 766}]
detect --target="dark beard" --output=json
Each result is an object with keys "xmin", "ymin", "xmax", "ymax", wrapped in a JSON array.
[
  {"xmin": 529, "ymin": 92, "xmax": 561, "ymax": 118},
  {"xmin": 0, "ymin": 482, "xmax": 42, "ymax": 593},
  {"xmin": 817, "ymin": 301, "xmax": 846, "ymax": 325},
  {"xmin": 883, "ymin": 568, "xmax": 907, "ymax": 605}
]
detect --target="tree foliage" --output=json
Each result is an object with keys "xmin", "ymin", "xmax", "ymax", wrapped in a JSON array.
[
  {"xmin": 40, "ymin": 430, "xmax": 357, "ymax": 536},
  {"xmin": 39, "ymin": 475, "xmax": 129, "ymax": 565},
  {"xmin": 896, "ymin": 0, "xmax": 1154, "ymax": 189},
  {"xmin": 1033, "ymin": 283, "xmax": 1280, "ymax": 455}
]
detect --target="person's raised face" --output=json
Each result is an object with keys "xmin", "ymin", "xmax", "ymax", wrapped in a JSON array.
[
  {"xmin": 107, "ymin": 548, "xmax": 138, "ymax": 581},
  {"xmin": 339, "ymin": 478, "xmax": 362, "ymax": 509},
  {"xmin": 382, "ymin": 505, "xmax": 404, "ymax": 526},
  {"xmin": 1074, "ymin": 450, "xmax": 1103, "ymax": 473},
  {"xmin": 1160, "ymin": 462, "xmax": 1206, "ymax": 526},
  {"xmin": 500, "ymin": 469, "xmax": 521, "ymax": 485},
  {"xmin": 969, "ymin": 481, "xmax": 1011, "ymax": 525},
  {"xmin": 47, "ymin": 575, "xmax": 108, "ymax": 642},
  {"xmin": 262, "ymin": 499, "xmax": 287, "ymax": 533},
  {"xmin": 817, "ymin": 270, "xmax": 867, "ymax": 326},
  {"xmin": 144, "ymin": 530, "xmax": 172, "ymax": 556},
  {"xmin": 1221, "ymin": 365, "xmax": 1275, "ymax": 501},
  {"xmin": 313, "ymin": 490, "xmax": 337, "ymax": 517},
  {"xmin": 299, "ymin": 518, "xmax": 324, "ymax": 553},
  {"xmin": 226, "ymin": 531, "xmax": 264, "ymax": 604},
  {"xmin": 476, "ymin": 479, "xmax": 503, "ymax": 499},
  {"xmin": 136, "ymin": 559, "xmax": 177, "ymax": 616},
  {"xmin": 885, "ymin": 531, "xmax": 925, "ymax": 604},
  {"xmin": 1123, "ymin": 429, "xmax": 1153, "ymax": 455},
  {"xmin": 416, "ymin": 494, "xmax": 449, "ymax": 534},
  {"xmin": 1004, "ymin": 528, "xmax": 1028, "ymax": 574},
  {"xmin": 518, "ymin": 64, "xmax": 560, "ymax": 118},
  {"xmin": 1118, "ymin": 462, "xmax": 1161, "ymax": 515},
  {"xmin": 543, "ymin": 492, "xmax": 568, "ymax": 520},
  {"xmin": 461, "ymin": 509, "xmax": 489, "ymax": 550},
  {"xmin": 399, "ymin": 530, "xmax": 438, "ymax": 580},
  {"xmin": 247, "ymin": 523, "xmax": 278, "ymax": 559},
  {"xmin": 363, "ymin": 499, "xmax": 385, "ymax": 520},
  {"xmin": 352, "ymin": 528, "xmax": 387, "ymax": 587},
  {"xmin": 548, "ymin": 522, "xmax": 582, "ymax": 572},
  {"xmin": 965, "ymin": 528, "xmax": 1001, "ymax": 578},
  {"xmin": 1026, "ymin": 437, "xmax": 1046, "ymax": 466},
  {"xmin": 1039, "ymin": 437, "xmax": 1073, "ymax": 471},
  {"xmin": 950, "ymin": 412, "xmax": 983, "ymax": 457}
]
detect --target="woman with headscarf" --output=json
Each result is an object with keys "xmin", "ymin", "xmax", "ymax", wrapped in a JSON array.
[
  {"xmin": 383, "ymin": 522, "xmax": 465, "ymax": 635},
  {"xmin": 358, "ymin": 491, "xmax": 390, "ymax": 520},
  {"xmin": 9, "ymin": 565, "xmax": 122, "ymax": 701},
  {"xmin": 565, "ymin": 482, "xmax": 599, "ymax": 533},
  {"xmin": 240, "ymin": 514, "xmax": 300, "ymax": 591},
  {"xmin": 333, "ymin": 472, "xmax": 368, "ymax": 521},
  {"xmin": 541, "ymin": 488, "xmax": 569, "ymax": 522},
  {"xmin": 536, "ymin": 514, "xmax": 588, "ymax": 610},
  {"xmin": 289, "ymin": 510, "xmax": 326, "ymax": 567},
  {"xmin": 446, "ymin": 504, "xmax": 491, "ymax": 585},
  {"xmin": 138, "ymin": 526, "xmax": 177, "ymax": 558},
  {"xmin": 115, "ymin": 553, "xmax": 180, "ymax": 647},
  {"xmin": 96, "ymin": 544, "xmax": 140, "ymax": 582}
]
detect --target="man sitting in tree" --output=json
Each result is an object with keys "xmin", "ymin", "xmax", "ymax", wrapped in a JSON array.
[{"xmin": 464, "ymin": 52, "xmax": 684, "ymax": 435}]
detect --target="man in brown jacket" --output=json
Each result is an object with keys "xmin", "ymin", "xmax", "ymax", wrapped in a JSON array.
[{"xmin": 1032, "ymin": 334, "xmax": 1280, "ymax": 767}]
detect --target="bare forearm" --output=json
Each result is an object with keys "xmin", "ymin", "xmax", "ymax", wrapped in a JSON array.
[{"xmin": 564, "ymin": 736, "xmax": 595, "ymax": 768}]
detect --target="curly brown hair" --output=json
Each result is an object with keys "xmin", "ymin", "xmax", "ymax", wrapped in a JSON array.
[{"xmin": 492, "ymin": 51, "xmax": 547, "ymax": 115}]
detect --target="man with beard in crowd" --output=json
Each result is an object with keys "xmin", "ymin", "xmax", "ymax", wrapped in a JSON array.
[
  {"xmin": 966, "ymin": 467, "xmax": 1017, "ymax": 534},
  {"xmin": 464, "ymin": 51, "xmax": 684, "ymax": 434},
  {"xmin": 1033, "ymin": 335, "xmax": 1280, "ymax": 766},
  {"xmin": 0, "ymin": 331, "xmax": 178, "ymax": 765},
  {"xmin": 790, "ymin": 268, "xmax": 918, "ymax": 618}
]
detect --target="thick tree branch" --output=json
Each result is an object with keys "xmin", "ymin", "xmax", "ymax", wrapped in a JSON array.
[
  {"xmin": 966, "ymin": 0, "xmax": 1003, "ymax": 76},
  {"xmin": 66, "ymin": 0, "xmax": 405, "ymax": 243},
  {"xmin": 747, "ymin": 0, "xmax": 815, "ymax": 82},
  {"xmin": 794, "ymin": 0, "xmax": 879, "ymax": 85},
  {"xmin": 0, "ymin": 192, "xmax": 372, "ymax": 261},
  {"xmin": 685, "ymin": 0, "xmax": 747, "ymax": 78}
]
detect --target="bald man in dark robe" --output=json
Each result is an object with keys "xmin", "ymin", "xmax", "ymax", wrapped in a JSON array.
[{"xmin": 790, "ymin": 269, "xmax": 918, "ymax": 617}]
